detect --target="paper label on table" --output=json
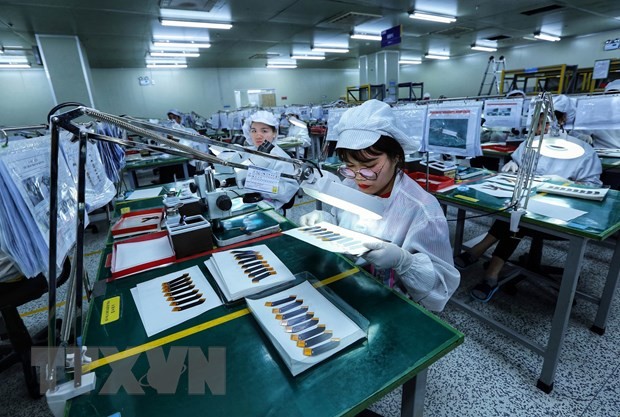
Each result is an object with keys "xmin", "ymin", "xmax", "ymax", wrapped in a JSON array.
[
  {"xmin": 244, "ymin": 165, "xmax": 280, "ymax": 194},
  {"xmin": 101, "ymin": 296, "xmax": 121, "ymax": 324},
  {"xmin": 527, "ymin": 199, "xmax": 587, "ymax": 222},
  {"xmin": 125, "ymin": 187, "xmax": 163, "ymax": 200},
  {"xmin": 120, "ymin": 207, "xmax": 131, "ymax": 214}
]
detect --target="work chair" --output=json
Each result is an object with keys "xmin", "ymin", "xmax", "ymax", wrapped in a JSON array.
[{"xmin": 0, "ymin": 257, "xmax": 71, "ymax": 398}]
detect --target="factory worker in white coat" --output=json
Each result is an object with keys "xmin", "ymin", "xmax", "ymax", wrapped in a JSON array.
[
  {"xmin": 299, "ymin": 100, "xmax": 460, "ymax": 312},
  {"xmin": 284, "ymin": 110, "xmax": 312, "ymax": 148},
  {"xmin": 236, "ymin": 110, "xmax": 299, "ymax": 210}
]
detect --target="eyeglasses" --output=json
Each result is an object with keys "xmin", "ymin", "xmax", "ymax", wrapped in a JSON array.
[{"xmin": 338, "ymin": 161, "xmax": 385, "ymax": 180}]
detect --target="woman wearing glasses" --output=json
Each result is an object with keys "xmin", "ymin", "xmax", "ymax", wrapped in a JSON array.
[{"xmin": 300, "ymin": 100, "xmax": 459, "ymax": 312}]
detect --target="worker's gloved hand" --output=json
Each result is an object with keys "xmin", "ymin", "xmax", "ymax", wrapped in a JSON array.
[
  {"xmin": 361, "ymin": 241, "xmax": 412, "ymax": 273},
  {"xmin": 575, "ymin": 133, "xmax": 594, "ymax": 145},
  {"xmin": 298, "ymin": 210, "xmax": 335, "ymax": 227},
  {"xmin": 501, "ymin": 160, "xmax": 519, "ymax": 173}
]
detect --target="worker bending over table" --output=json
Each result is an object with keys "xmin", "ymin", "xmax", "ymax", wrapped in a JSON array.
[{"xmin": 300, "ymin": 99, "xmax": 460, "ymax": 312}]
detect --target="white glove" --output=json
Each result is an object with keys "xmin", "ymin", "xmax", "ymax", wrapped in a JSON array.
[
  {"xmin": 298, "ymin": 210, "xmax": 335, "ymax": 227},
  {"xmin": 501, "ymin": 160, "xmax": 519, "ymax": 173},
  {"xmin": 361, "ymin": 241, "xmax": 412, "ymax": 273},
  {"xmin": 575, "ymin": 133, "xmax": 593, "ymax": 145}
]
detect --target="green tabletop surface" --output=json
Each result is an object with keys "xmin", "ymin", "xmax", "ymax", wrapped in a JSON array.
[
  {"xmin": 436, "ymin": 177, "xmax": 620, "ymax": 240},
  {"xmin": 600, "ymin": 156, "xmax": 620, "ymax": 169},
  {"xmin": 68, "ymin": 234, "xmax": 463, "ymax": 417}
]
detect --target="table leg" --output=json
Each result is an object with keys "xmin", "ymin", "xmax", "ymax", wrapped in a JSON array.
[
  {"xmin": 537, "ymin": 236, "xmax": 586, "ymax": 393},
  {"xmin": 400, "ymin": 369, "xmax": 427, "ymax": 417},
  {"xmin": 453, "ymin": 209, "xmax": 466, "ymax": 256},
  {"xmin": 592, "ymin": 238, "xmax": 620, "ymax": 335}
]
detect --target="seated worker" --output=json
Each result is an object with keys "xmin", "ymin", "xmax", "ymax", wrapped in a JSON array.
[
  {"xmin": 283, "ymin": 110, "xmax": 312, "ymax": 157},
  {"xmin": 299, "ymin": 99, "xmax": 460, "ymax": 312},
  {"xmin": 158, "ymin": 109, "xmax": 204, "ymax": 184},
  {"xmin": 455, "ymin": 111, "xmax": 603, "ymax": 302},
  {"xmin": 551, "ymin": 94, "xmax": 593, "ymax": 144},
  {"xmin": 236, "ymin": 110, "xmax": 299, "ymax": 210}
]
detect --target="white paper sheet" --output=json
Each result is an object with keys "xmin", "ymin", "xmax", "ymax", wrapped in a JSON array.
[
  {"xmin": 283, "ymin": 222, "xmax": 383, "ymax": 256},
  {"xmin": 113, "ymin": 235, "xmax": 174, "ymax": 273},
  {"xmin": 126, "ymin": 187, "xmax": 163, "ymax": 200},
  {"xmin": 204, "ymin": 244, "xmax": 295, "ymax": 301},
  {"xmin": 131, "ymin": 265, "xmax": 222, "ymax": 337},
  {"xmin": 527, "ymin": 198, "xmax": 586, "ymax": 221},
  {"xmin": 246, "ymin": 280, "xmax": 366, "ymax": 376}
]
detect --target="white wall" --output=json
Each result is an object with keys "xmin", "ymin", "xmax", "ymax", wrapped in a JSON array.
[
  {"xmin": 400, "ymin": 30, "xmax": 620, "ymax": 98},
  {"xmin": 1, "ymin": 28, "xmax": 618, "ymax": 126}
]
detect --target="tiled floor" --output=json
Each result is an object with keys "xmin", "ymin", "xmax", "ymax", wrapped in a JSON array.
[{"xmin": 1, "ymin": 189, "xmax": 619, "ymax": 417}]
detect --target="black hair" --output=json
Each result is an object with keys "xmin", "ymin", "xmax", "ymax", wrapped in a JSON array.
[{"xmin": 336, "ymin": 135, "xmax": 405, "ymax": 171}]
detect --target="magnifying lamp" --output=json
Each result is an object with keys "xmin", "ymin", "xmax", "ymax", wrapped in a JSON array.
[
  {"xmin": 531, "ymin": 137, "xmax": 585, "ymax": 160},
  {"xmin": 288, "ymin": 116, "xmax": 307, "ymax": 129},
  {"xmin": 301, "ymin": 171, "xmax": 384, "ymax": 220}
]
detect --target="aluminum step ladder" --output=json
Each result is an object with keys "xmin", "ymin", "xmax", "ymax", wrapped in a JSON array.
[{"xmin": 478, "ymin": 55, "xmax": 506, "ymax": 96}]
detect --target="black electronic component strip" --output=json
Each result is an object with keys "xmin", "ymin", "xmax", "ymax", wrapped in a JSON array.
[
  {"xmin": 286, "ymin": 318, "xmax": 319, "ymax": 333},
  {"xmin": 244, "ymin": 265, "xmax": 274, "ymax": 275},
  {"xmin": 291, "ymin": 324, "xmax": 326, "ymax": 341},
  {"xmin": 271, "ymin": 299, "xmax": 303, "ymax": 314},
  {"xmin": 281, "ymin": 312, "xmax": 314, "ymax": 326},
  {"xmin": 162, "ymin": 272, "xmax": 190, "ymax": 287},
  {"xmin": 170, "ymin": 292, "xmax": 202, "ymax": 307},
  {"xmin": 303, "ymin": 339, "xmax": 341, "ymax": 356},
  {"xmin": 172, "ymin": 298, "xmax": 206, "ymax": 312},
  {"xmin": 265, "ymin": 295, "xmax": 297, "ymax": 307},
  {"xmin": 298, "ymin": 226, "xmax": 322, "ymax": 232},
  {"xmin": 165, "ymin": 277, "xmax": 194, "ymax": 292},
  {"xmin": 230, "ymin": 250, "xmax": 258, "ymax": 255},
  {"xmin": 234, "ymin": 253, "xmax": 263, "ymax": 260},
  {"xmin": 162, "ymin": 281, "xmax": 193, "ymax": 295},
  {"xmin": 251, "ymin": 271, "xmax": 276, "ymax": 283},
  {"xmin": 275, "ymin": 306, "xmax": 308, "ymax": 320},
  {"xmin": 164, "ymin": 284, "xmax": 196, "ymax": 297},
  {"xmin": 239, "ymin": 259, "xmax": 269, "ymax": 267},
  {"xmin": 297, "ymin": 331, "xmax": 333, "ymax": 348},
  {"xmin": 167, "ymin": 289, "xmax": 199, "ymax": 302}
]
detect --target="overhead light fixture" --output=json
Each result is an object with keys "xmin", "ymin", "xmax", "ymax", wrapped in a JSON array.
[
  {"xmin": 311, "ymin": 46, "xmax": 349, "ymax": 53},
  {"xmin": 408, "ymin": 11, "xmax": 456, "ymax": 24},
  {"xmin": 0, "ymin": 63, "xmax": 30, "ymax": 69},
  {"xmin": 146, "ymin": 63, "xmax": 188, "ymax": 69},
  {"xmin": 471, "ymin": 44, "xmax": 497, "ymax": 52},
  {"xmin": 399, "ymin": 59, "xmax": 422, "ymax": 65},
  {"xmin": 160, "ymin": 19, "xmax": 232, "ymax": 29},
  {"xmin": 424, "ymin": 53, "xmax": 450, "ymax": 60},
  {"xmin": 150, "ymin": 51, "xmax": 200, "ymax": 58},
  {"xmin": 290, "ymin": 54, "xmax": 325, "ymax": 60},
  {"xmin": 534, "ymin": 31, "xmax": 561, "ymax": 42},
  {"xmin": 153, "ymin": 41, "xmax": 211, "ymax": 49},
  {"xmin": 266, "ymin": 63, "xmax": 297, "ymax": 69},
  {"xmin": 350, "ymin": 33, "xmax": 382, "ymax": 41}
]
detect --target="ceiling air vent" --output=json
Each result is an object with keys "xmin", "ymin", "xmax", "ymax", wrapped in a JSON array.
[
  {"xmin": 325, "ymin": 11, "xmax": 382, "ymax": 26},
  {"xmin": 521, "ymin": 4, "xmax": 564, "ymax": 16},
  {"xmin": 248, "ymin": 53, "xmax": 281, "ymax": 60},
  {"xmin": 432, "ymin": 26, "xmax": 474, "ymax": 37},
  {"xmin": 159, "ymin": 0, "xmax": 218, "ymax": 11},
  {"xmin": 486, "ymin": 35, "xmax": 511, "ymax": 41}
]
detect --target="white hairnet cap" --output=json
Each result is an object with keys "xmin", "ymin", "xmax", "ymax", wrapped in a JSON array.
[
  {"xmin": 605, "ymin": 79, "xmax": 620, "ymax": 93},
  {"xmin": 423, "ymin": 92, "xmax": 431, "ymax": 99},
  {"xmin": 552, "ymin": 94, "xmax": 576, "ymax": 124},
  {"xmin": 506, "ymin": 90, "xmax": 526, "ymax": 98},
  {"xmin": 167, "ymin": 109, "xmax": 182, "ymax": 117},
  {"xmin": 242, "ymin": 110, "xmax": 279, "ymax": 142},
  {"xmin": 334, "ymin": 99, "xmax": 415, "ymax": 153}
]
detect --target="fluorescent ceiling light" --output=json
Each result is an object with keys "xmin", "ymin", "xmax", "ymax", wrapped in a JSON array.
[
  {"xmin": 399, "ymin": 59, "xmax": 422, "ymax": 65},
  {"xmin": 153, "ymin": 41, "xmax": 211, "ymax": 49},
  {"xmin": 160, "ymin": 19, "xmax": 232, "ymax": 29},
  {"xmin": 0, "ymin": 56, "xmax": 28, "ymax": 64},
  {"xmin": 471, "ymin": 44, "xmax": 497, "ymax": 52},
  {"xmin": 146, "ymin": 58, "xmax": 187, "ymax": 65},
  {"xmin": 424, "ymin": 53, "xmax": 450, "ymax": 60},
  {"xmin": 150, "ymin": 51, "xmax": 200, "ymax": 58},
  {"xmin": 408, "ymin": 11, "xmax": 456, "ymax": 23},
  {"xmin": 0, "ymin": 63, "xmax": 30, "ymax": 69},
  {"xmin": 311, "ymin": 47, "xmax": 349, "ymax": 53},
  {"xmin": 290, "ymin": 55, "xmax": 325, "ymax": 60},
  {"xmin": 146, "ymin": 63, "xmax": 188, "ymax": 69},
  {"xmin": 266, "ymin": 64, "xmax": 297, "ymax": 69},
  {"xmin": 350, "ymin": 33, "xmax": 382, "ymax": 41},
  {"xmin": 534, "ymin": 32, "xmax": 561, "ymax": 42}
]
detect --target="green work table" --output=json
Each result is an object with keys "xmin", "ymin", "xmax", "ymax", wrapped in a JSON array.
[
  {"xmin": 436, "ymin": 178, "xmax": 620, "ymax": 393},
  {"xmin": 68, "ymin": 233, "xmax": 463, "ymax": 417}
]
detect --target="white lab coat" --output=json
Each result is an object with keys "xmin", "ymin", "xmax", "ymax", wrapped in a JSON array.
[
  {"xmin": 286, "ymin": 125, "xmax": 312, "ymax": 148},
  {"xmin": 239, "ymin": 143, "xmax": 299, "ymax": 209},
  {"xmin": 582, "ymin": 129, "xmax": 620, "ymax": 149},
  {"xmin": 511, "ymin": 133, "xmax": 603, "ymax": 186},
  {"xmin": 168, "ymin": 122, "xmax": 206, "ymax": 167},
  {"xmin": 333, "ymin": 173, "xmax": 460, "ymax": 312}
]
